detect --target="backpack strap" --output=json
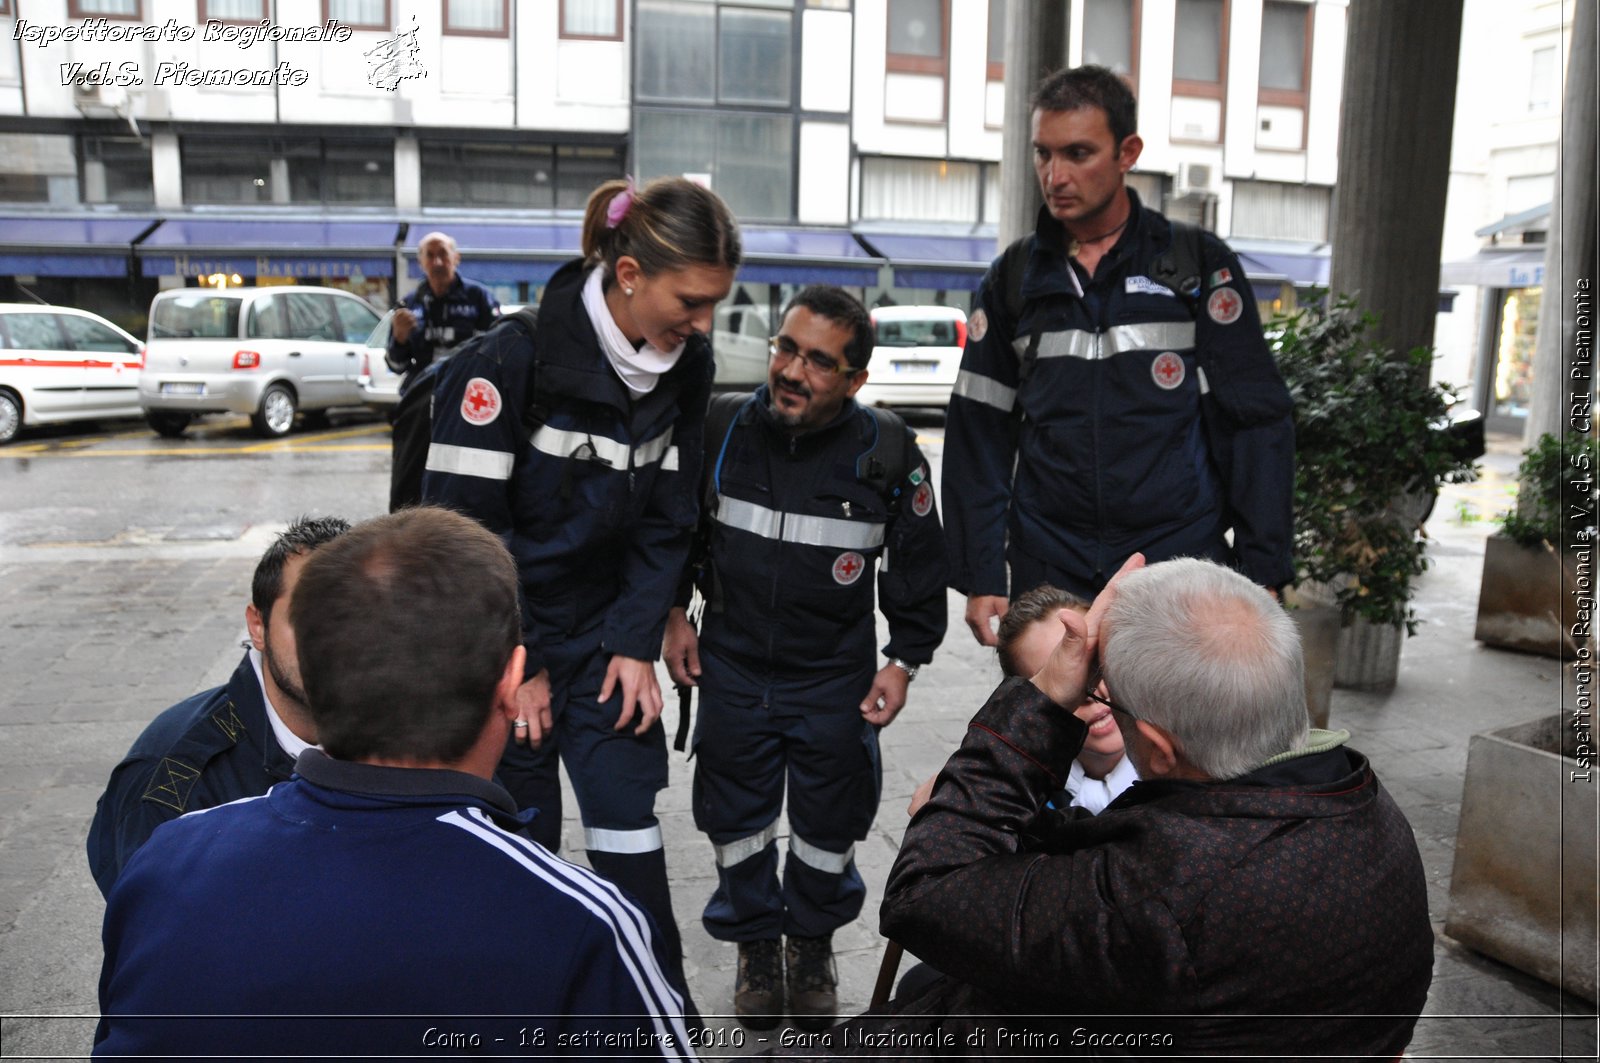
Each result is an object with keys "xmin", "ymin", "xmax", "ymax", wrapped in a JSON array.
[
  {"xmin": 996, "ymin": 236, "xmax": 1045, "ymax": 388},
  {"xmin": 854, "ymin": 404, "xmax": 913, "ymax": 511},
  {"xmin": 1150, "ymin": 219, "xmax": 1206, "ymax": 312}
]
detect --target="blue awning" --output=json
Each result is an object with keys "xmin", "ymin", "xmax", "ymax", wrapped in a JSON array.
[
  {"xmin": 853, "ymin": 231, "xmax": 998, "ymax": 291},
  {"xmin": 0, "ymin": 215, "xmax": 159, "ymax": 277},
  {"xmin": 138, "ymin": 218, "xmax": 399, "ymax": 279},
  {"xmin": 404, "ymin": 220, "xmax": 584, "ymax": 285},
  {"xmin": 739, "ymin": 228, "xmax": 883, "ymax": 287}
]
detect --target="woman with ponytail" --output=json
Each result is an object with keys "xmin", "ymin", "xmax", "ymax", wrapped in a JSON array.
[{"xmin": 423, "ymin": 177, "xmax": 741, "ymax": 1017}]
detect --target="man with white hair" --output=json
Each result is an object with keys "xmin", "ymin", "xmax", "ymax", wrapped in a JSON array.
[
  {"xmin": 386, "ymin": 230, "xmax": 499, "ymax": 511},
  {"xmin": 803, "ymin": 556, "xmax": 1433, "ymax": 1060}
]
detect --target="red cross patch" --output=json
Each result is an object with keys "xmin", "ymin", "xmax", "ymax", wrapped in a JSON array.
[
  {"xmin": 911, "ymin": 481, "xmax": 934, "ymax": 517},
  {"xmin": 461, "ymin": 377, "xmax": 502, "ymax": 426},
  {"xmin": 1151, "ymin": 351, "xmax": 1185, "ymax": 390},
  {"xmin": 1207, "ymin": 286, "xmax": 1243, "ymax": 326},
  {"xmin": 833, "ymin": 551, "xmax": 867, "ymax": 585}
]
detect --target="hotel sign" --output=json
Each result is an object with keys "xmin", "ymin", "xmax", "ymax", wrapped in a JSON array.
[{"xmin": 140, "ymin": 254, "xmax": 393, "ymax": 279}]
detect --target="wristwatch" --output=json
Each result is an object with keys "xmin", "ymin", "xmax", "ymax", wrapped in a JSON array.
[{"xmin": 888, "ymin": 658, "xmax": 920, "ymax": 682}]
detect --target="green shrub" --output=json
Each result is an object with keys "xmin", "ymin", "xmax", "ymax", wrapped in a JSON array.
[{"xmin": 1500, "ymin": 432, "xmax": 1599, "ymax": 548}]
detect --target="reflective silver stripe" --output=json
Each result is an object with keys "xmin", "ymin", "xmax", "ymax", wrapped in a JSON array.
[
  {"xmin": 1029, "ymin": 322, "xmax": 1197, "ymax": 361},
  {"xmin": 953, "ymin": 370, "xmax": 1017, "ymax": 412},
  {"xmin": 713, "ymin": 820, "xmax": 779, "ymax": 868},
  {"xmin": 633, "ymin": 427, "xmax": 674, "ymax": 467},
  {"xmin": 789, "ymin": 835, "xmax": 854, "ymax": 874},
  {"xmin": 715, "ymin": 495, "xmax": 885, "ymax": 550},
  {"xmin": 425, "ymin": 443, "xmax": 514, "ymax": 481},
  {"xmin": 584, "ymin": 825, "xmax": 663, "ymax": 854},
  {"xmin": 1197, "ymin": 365, "xmax": 1211, "ymax": 395},
  {"xmin": 662, "ymin": 445, "xmax": 679, "ymax": 472},
  {"xmin": 531, "ymin": 424, "xmax": 631, "ymax": 468}
]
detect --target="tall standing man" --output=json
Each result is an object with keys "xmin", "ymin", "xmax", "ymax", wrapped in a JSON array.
[
  {"xmin": 663, "ymin": 286, "xmax": 948, "ymax": 1031},
  {"xmin": 386, "ymin": 230, "xmax": 499, "ymax": 511},
  {"xmin": 943, "ymin": 65, "xmax": 1294, "ymax": 646},
  {"xmin": 86, "ymin": 516, "xmax": 349, "ymax": 896}
]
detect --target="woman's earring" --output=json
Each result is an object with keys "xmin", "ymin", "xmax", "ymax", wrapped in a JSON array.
[{"xmin": 623, "ymin": 287, "xmax": 634, "ymax": 296}]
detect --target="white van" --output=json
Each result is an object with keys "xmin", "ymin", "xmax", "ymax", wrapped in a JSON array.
[{"xmin": 856, "ymin": 305, "xmax": 967, "ymax": 409}]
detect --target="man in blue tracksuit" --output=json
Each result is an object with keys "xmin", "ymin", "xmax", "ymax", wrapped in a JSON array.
[
  {"xmin": 387, "ymin": 230, "xmax": 499, "ymax": 511},
  {"xmin": 86, "ymin": 515, "xmax": 349, "ymax": 897},
  {"xmin": 664, "ymin": 286, "xmax": 947, "ymax": 1031},
  {"xmin": 943, "ymin": 65, "xmax": 1294, "ymax": 647},
  {"xmin": 94, "ymin": 509, "xmax": 694, "ymax": 1059}
]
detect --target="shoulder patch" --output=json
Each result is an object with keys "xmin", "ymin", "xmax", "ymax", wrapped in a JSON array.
[
  {"xmin": 911, "ymin": 481, "xmax": 934, "ymax": 517},
  {"xmin": 1125, "ymin": 276, "xmax": 1177, "ymax": 298},
  {"xmin": 142, "ymin": 757, "xmax": 202, "ymax": 813},
  {"xmin": 1208, "ymin": 267, "xmax": 1233, "ymax": 288},
  {"xmin": 1206, "ymin": 287, "xmax": 1244, "ymax": 326},
  {"xmin": 967, "ymin": 308, "xmax": 988, "ymax": 343},
  {"xmin": 461, "ymin": 377, "xmax": 503, "ymax": 426},
  {"xmin": 210, "ymin": 702, "xmax": 245, "ymax": 744}
]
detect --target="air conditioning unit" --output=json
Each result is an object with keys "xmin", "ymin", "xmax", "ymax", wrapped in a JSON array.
[
  {"xmin": 73, "ymin": 82, "xmax": 129, "ymax": 112},
  {"xmin": 1176, "ymin": 162, "xmax": 1215, "ymax": 195}
]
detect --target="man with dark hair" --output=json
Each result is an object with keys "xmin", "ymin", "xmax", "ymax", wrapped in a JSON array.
[
  {"xmin": 663, "ymin": 285, "xmax": 948, "ymax": 1031},
  {"xmin": 943, "ymin": 63, "xmax": 1295, "ymax": 646},
  {"xmin": 86, "ymin": 515, "xmax": 349, "ymax": 897},
  {"xmin": 387, "ymin": 230, "xmax": 499, "ymax": 511},
  {"xmin": 94, "ymin": 508, "xmax": 695, "ymax": 1059}
]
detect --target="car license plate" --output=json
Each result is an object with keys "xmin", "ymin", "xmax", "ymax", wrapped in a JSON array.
[
  {"xmin": 892, "ymin": 360, "xmax": 937, "ymax": 374},
  {"xmin": 161, "ymin": 382, "xmax": 205, "ymax": 395}
]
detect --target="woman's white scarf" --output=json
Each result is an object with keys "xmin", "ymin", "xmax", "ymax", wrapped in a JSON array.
[{"xmin": 581, "ymin": 266, "xmax": 685, "ymax": 396}]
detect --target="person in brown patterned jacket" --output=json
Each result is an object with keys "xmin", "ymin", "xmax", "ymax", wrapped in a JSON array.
[{"xmin": 782, "ymin": 555, "xmax": 1433, "ymax": 1060}]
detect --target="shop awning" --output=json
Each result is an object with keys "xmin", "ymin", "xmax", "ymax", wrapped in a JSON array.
[
  {"xmin": 0, "ymin": 214, "xmax": 160, "ymax": 277},
  {"xmin": 138, "ymin": 219, "xmax": 399, "ymax": 279},
  {"xmin": 738, "ymin": 228, "xmax": 884, "ymax": 287},
  {"xmin": 1440, "ymin": 247, "xmax": 1547, "ymax": 289},
  {"xmin": 853, "ymin": 231, "xmax": 998, "ymax": 291},
  {"xmin": 403, "ymin": 221, "xmax": 583, "ymax": 285}
]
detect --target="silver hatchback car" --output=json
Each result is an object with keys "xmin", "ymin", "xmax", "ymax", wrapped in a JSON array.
[{"xmin": 140, "ymin": 286, "xmax": 384, "ymax": 438}]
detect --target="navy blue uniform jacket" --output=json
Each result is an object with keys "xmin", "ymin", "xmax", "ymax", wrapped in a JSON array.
[
  {"xmin": 943, "ymin": 192, "xmax": 1294, "ymax": 596},
  {"xmin": 86, "ymin": 652, "xmax": 292, "ymax": 898},
  {"xmin": 386, "ymin": 273, "xmax": 499, "ymax": 387},
  {"xmin": 423, "ymin": 260, "xmax": 711, "ymax": 676}
]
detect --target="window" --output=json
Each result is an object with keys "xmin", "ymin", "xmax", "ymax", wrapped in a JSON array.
[
  {"xmin": 1528, "ymin": 46, "xmax": 1556, "ymax": 112},
  {"xmin": 443, "ymin": 0, "xmax": 508, "ymax": 37},
  {"xmin": 1230, "ymin": 179, "xmax": 1330, "ymax": 241},
  {"xmin": 859, "ymin": 157, "xmax": 981, "ymax": 223},
  {"xmin": 1083, "ymin": 0, "xmax": 1138, "ymax": 80},
  {"xmin": 886, "ymin": 0, "xmax": 946, "ymax": 74},
  {"xmin": 986, "ymin": 0, "xmax": 1004, "ymax": 77},
  {"xmin": 59, "ymin": 314, "xmax": 139, "ymax": 354},
  {"xmin": 182, "ymin": 137, "xmax": 393, "ymax": 207},
  {"xmin": 420, "ymin": 140, "xmax": 624, "ymax": 209},
  {"xmin": 561, "ymin": 0, "xmax": 622, "ymax": 39},
  {"xmin": 638, "ymin": 1, "xmax": 794, "ymax": 106},
  {"xmin": 68, "ymin": 0, "xmax": 140, "ymax": 18},
  {"xmin": 0, "ymin": 133, "xmax": 77, "ymax": 205},
  {"xmin": 333, "ymin": 296, "xmax": 381, "ymax": 343},
  {"xmin": 199, "ymin": 0, "xmax": 264, "ymax": 22},
  {"xmin": 3, "ymin": 314, "xmax": 66, "ymax": 351},
  {"xmin": 324, "ymin": 0, "xmax": 390, "ymax": 28},
  {"xmin": 80, "ymin": 136, "xmax": 153, "ymax": 206},
  {"xmin": 1173, "ymin": 0, "xmax": 1225, "ymax": 95},
  {"xmin": 636, "ymin": 110, "xmax": 793, "ymax": 220},
  {"xmin": 1259, "ymin": 2, "xmax": 1310, "ymax": 101}
]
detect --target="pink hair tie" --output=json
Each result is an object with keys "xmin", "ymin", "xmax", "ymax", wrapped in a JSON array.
[{"xmin": 605, "ymin": 180, "xmax": 636, "ymax": 229}]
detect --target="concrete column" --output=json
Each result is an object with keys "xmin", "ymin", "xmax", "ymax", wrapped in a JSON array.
[
  {"xmin": 150, "ymin": 133, "xmax": 182, "ymax": 209},
  {"xmin": 1523, "ymin": 0, "xmax": 1597, "ymax": 447},
  {"xmin": 998, "ymin": 0, "xmax": 1069, "ymax": 250}
]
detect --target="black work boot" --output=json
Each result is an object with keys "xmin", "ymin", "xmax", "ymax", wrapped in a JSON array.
[
  {"xmin": 785, "ymin": 934, "xmax": 837, "ymax": 1032},
  {"xmin": 734, "ymin": 938, "xmax": 784, "ymax": 1031}
]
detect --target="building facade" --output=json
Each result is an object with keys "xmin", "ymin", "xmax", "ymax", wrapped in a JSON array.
[{"xmin": 1, "ymin": 0, "xmax": 1349, "ymax": 384}]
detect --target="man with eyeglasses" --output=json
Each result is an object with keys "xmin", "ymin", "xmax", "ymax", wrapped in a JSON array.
[
  {"xmin": 816, "ymin": 555, "xmax": 1432, "ymax": 1060},
  {"xmin": 664, "ymin": 285, "xmax": 948, "ymax": 1032}
]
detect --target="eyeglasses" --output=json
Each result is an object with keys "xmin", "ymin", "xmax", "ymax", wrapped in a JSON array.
[
  {"xmin": 769, "ymin": 336, "xmax": 861, "ymax": 378},
  {"xmin": 1083, "ymin": 670, "xmax": 1140, "ymax": 723}
]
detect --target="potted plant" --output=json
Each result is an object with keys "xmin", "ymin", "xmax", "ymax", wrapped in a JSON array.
[
  {"xmin": 1271, "ymin": 296, "xmax": 1478, "ymax": 696},
  {"xmin": 1475, "ymin": 432, "xmax": 1598, "ymax": 656}
]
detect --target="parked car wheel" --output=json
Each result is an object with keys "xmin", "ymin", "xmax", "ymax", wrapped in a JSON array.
[
  {"xmin": 252, "ymin": 384, "xmax": 297, "ymax": 438},
  {"xmin": 145, "ymin": 411, "xmax": 193, "ymax": 438},
  {"xmin": 0, "ymin": 389, "xmax": 22, "ymax": 444}
]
